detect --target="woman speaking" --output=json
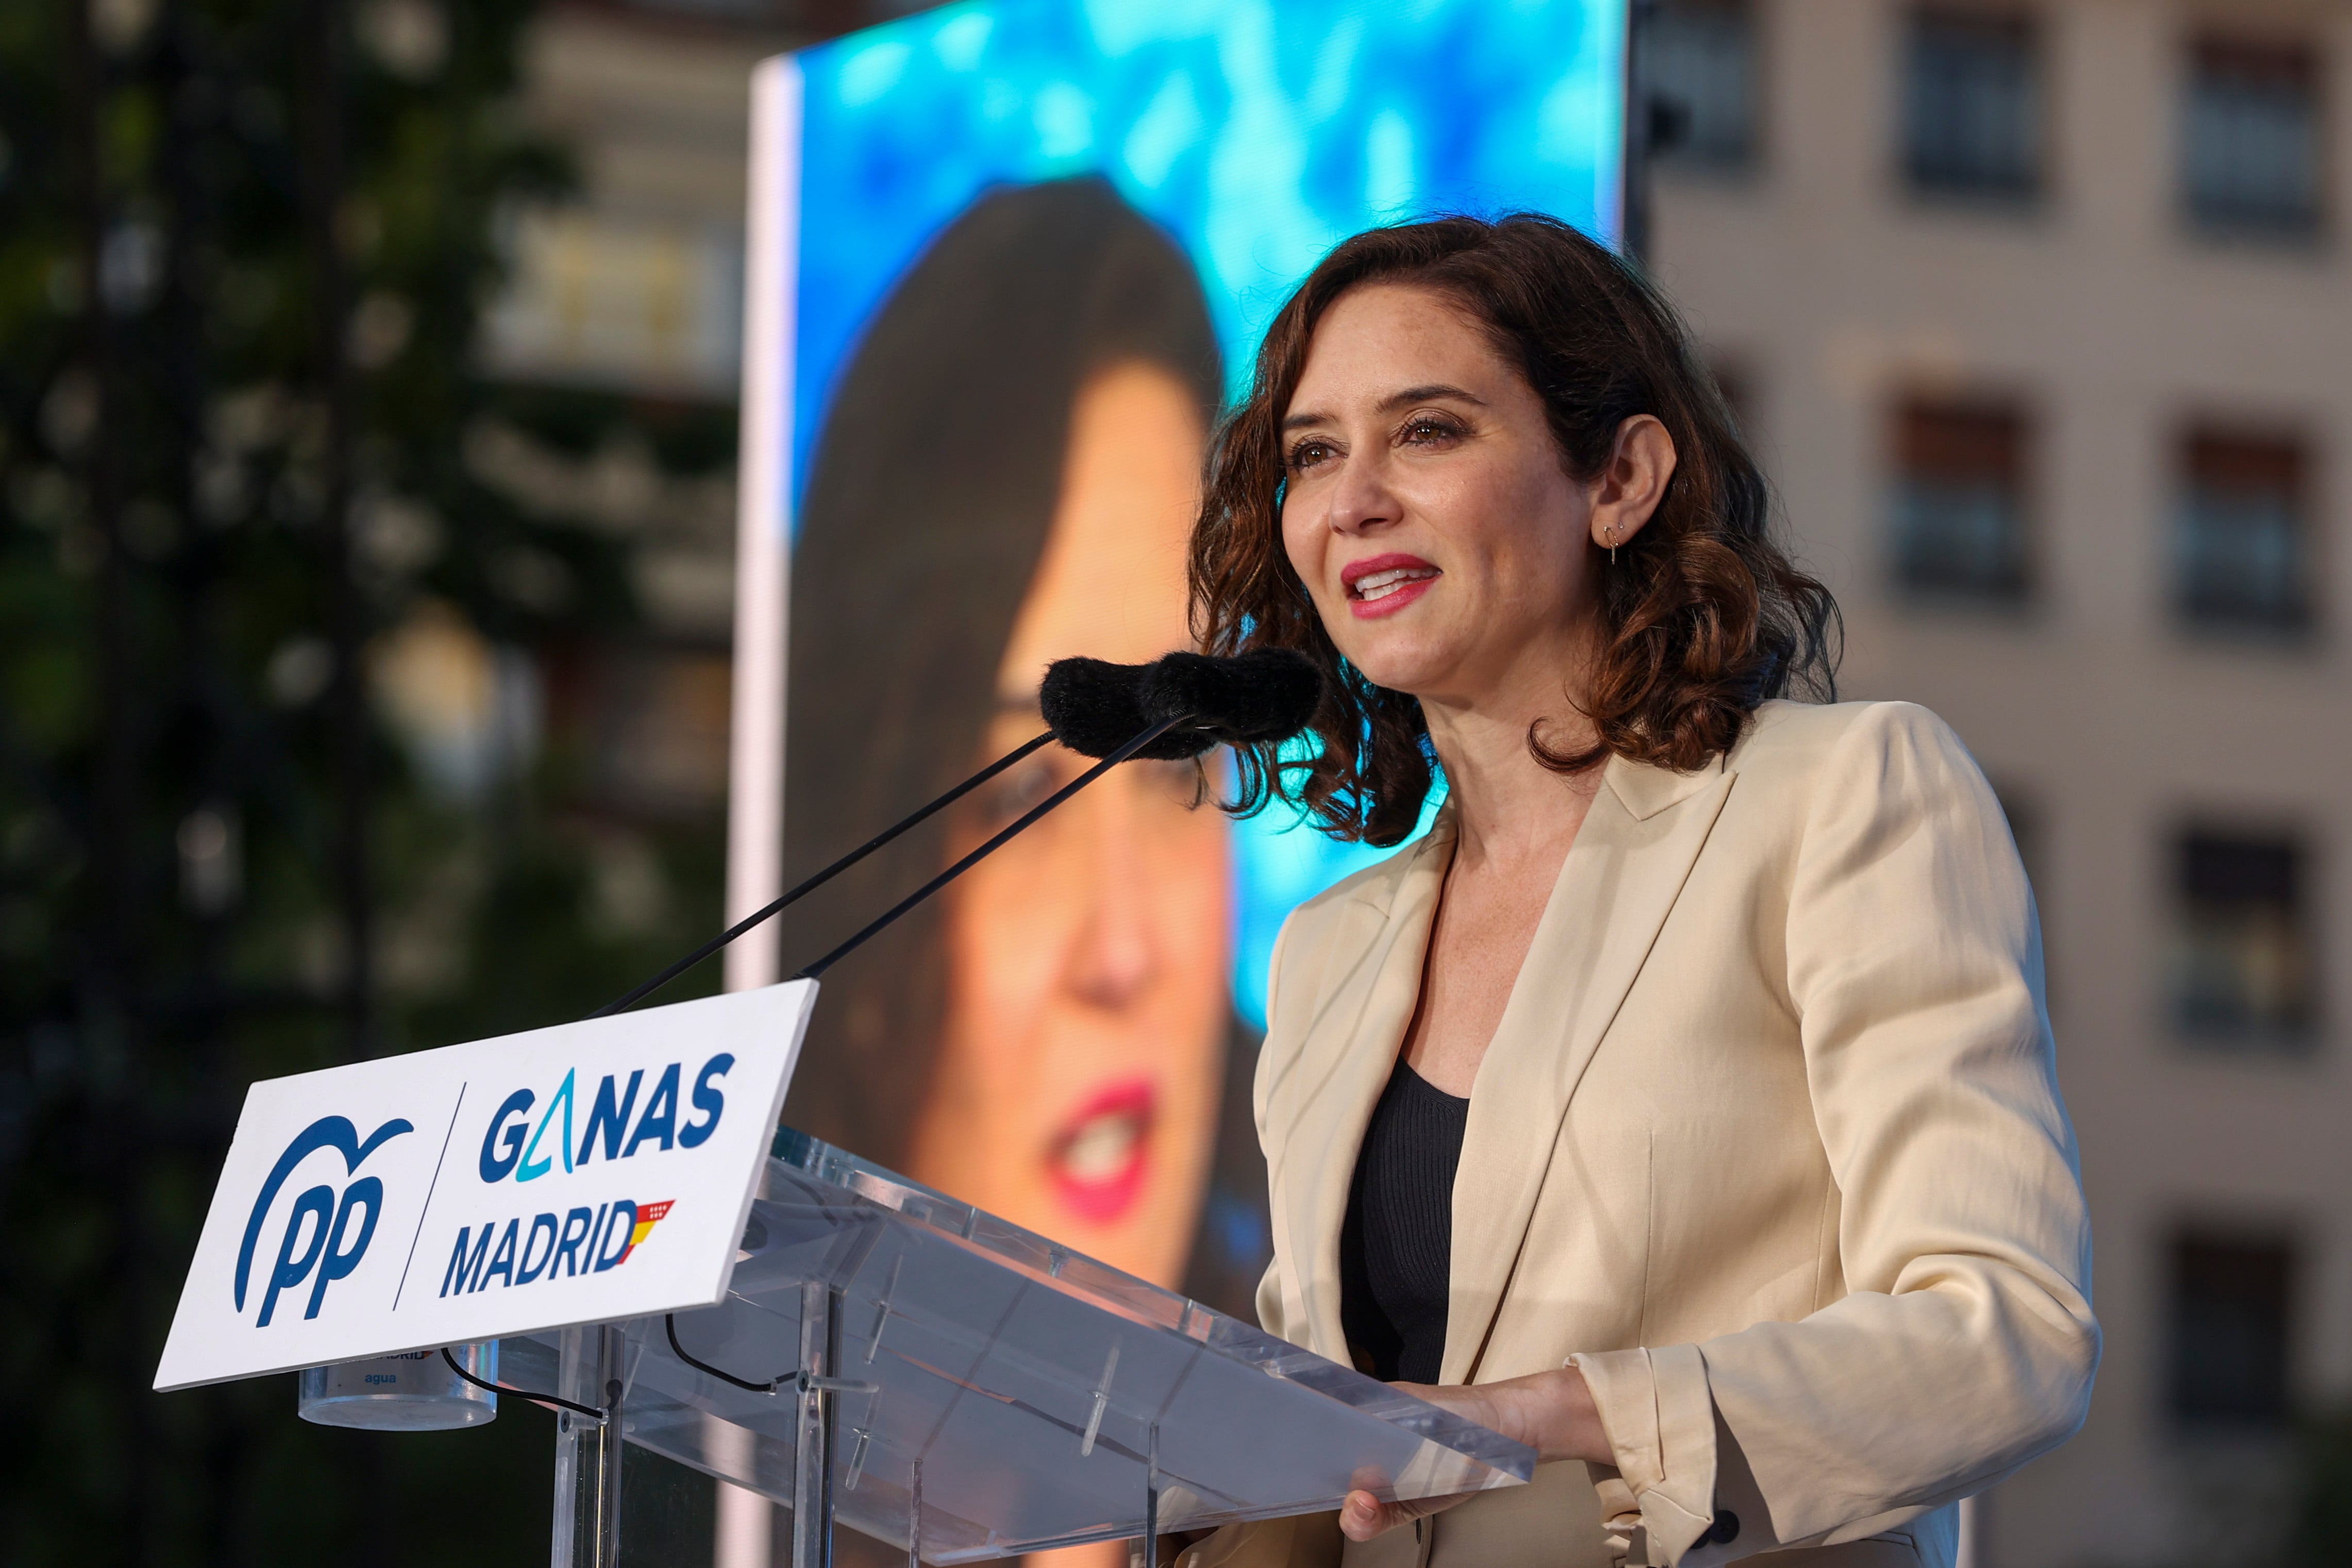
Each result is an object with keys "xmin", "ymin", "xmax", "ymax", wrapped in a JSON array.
[{"xmin": 1183, "ymin": 215, "xmax": 2097, "ymax": 1567}]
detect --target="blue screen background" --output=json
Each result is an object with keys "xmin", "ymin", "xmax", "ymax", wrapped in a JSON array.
[{"xmin": 787, "ymin": 0, "xmax": 1627, "ymax": 1027}]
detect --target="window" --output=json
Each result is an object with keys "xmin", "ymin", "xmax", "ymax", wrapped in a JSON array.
[
  {"xmin": 2170, "ymin": 829, "xmax": 2316, "ymax": 1049},
  {"xmin": 1892, "ymin": 398, "xmax": 2032, "ymax": 603},
  {"xmin": 2184, "ymin": 38, "xmax": 2325, "ymax": 241},
  {"xmin": 2169, "ymin": 1230, "xmax": 2295, "ymax": 1429},
  {"xmin": 1640, "ymin": 0, "xmax": 1759, "ymax": 170},
  {"xmin": 1904, "ymin": 10, "xmax": 2042, "ymax": 199},
  {"xmin": 2175, "ymin": 431, "xmax": 2314, "ymax": 636}
]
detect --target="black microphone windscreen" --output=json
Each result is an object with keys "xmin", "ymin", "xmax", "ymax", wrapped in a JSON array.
[
  {"xmin": 1143, "ymin": 648, "xmax": 1323, "ymax": 746},
  {"xmin": 1040, "ymin": 657, "xmax": 1217, "ymax": 760}
]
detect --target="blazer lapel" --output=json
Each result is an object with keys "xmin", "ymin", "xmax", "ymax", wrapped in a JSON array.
[
  {"xmin": 1441, "ymin": 756, "xmax": 1738, "ymax": 1384},
  {"xmin": 1267, "ymin": 806, "xmax": 1457, "ymax": 1361}
]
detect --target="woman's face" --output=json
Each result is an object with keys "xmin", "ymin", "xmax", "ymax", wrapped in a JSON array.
[
  {"xmin": 908, "ymin": 361, "xmax": 1229, "ymax": 1289},
  {"xmin": 1278, "ymin": 283, "xmax": 1601, "ymax": 707}
]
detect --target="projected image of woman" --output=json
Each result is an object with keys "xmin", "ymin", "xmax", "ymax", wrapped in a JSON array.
[{"xmin": 775, "ymin": 179, "xmax": 1261, "ymax": 1309}]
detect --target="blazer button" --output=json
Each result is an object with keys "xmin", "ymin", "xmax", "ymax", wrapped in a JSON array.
[{"xmin": 1705, "ymin": 1510, "xmax": 1740, "ymax": 1545}]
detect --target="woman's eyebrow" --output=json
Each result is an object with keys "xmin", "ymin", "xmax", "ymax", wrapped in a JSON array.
[
  {"xmin": 1380, "ymin": 383, "xmax": 1484, "ymax": 412},
  {"xmin": 1281, "ymin": 383, "xmax": 1487, "ymax": 431}
]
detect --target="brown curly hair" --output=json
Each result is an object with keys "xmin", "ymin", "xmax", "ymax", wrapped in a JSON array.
[{"xmin": 1189, "ymin": 213, "xmax": 1839, "ymax": 847}]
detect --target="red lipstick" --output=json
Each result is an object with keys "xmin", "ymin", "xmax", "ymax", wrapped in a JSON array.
[
  {"xmin": 1048, "ymin": 1078, "xmax": 1155, "ymax": 1224},
  {"xmin": 1340, "ymin": 552, "xmax": 1440, "ymax": 619}
]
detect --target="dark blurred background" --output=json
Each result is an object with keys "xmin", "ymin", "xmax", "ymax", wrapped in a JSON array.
[
  {"xmin": 3, "ymin": 1, "xmax": 2349, "ymax": 1565},
  {"xmin": 0, "ymin": 1, "xmax": 845, "ymax": 1560}
]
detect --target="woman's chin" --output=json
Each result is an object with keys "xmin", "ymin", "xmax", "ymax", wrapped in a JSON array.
[{"xmin": 1340, "ymin": 646, "xmax": 1459, "ymax": 702}]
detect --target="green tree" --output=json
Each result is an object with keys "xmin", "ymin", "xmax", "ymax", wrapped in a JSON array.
[{"xmin": 0, "ymin": 1, "xmax": 734, "ymax": 1560}]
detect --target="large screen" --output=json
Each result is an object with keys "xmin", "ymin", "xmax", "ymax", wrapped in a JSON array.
[{"xmin": 730, "ymin": 0, "xmax": 1626, "ymax": 1321}]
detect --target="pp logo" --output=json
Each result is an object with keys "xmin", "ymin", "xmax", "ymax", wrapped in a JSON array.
[{"xmin": 234, "ymin": 1115, "xmax": 413, "ymax": 1327}]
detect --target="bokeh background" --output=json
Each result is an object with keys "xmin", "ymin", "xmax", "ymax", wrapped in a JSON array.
[{"xmin": 3, "ymin": 1, "xmax": 2349, "ymax": 1566}]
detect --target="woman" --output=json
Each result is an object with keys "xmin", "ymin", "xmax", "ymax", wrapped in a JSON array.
[
  {"xmin": 1182, "ymin": 214, "xmax": 2096, "ymax": 1567},
  {"xmin": 777, "ymin": 177, "xmax": 1269, "ymax": 1318}
]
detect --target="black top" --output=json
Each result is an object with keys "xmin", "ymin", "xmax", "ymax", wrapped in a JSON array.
[{"xmin": 1338, "ymin": 1057, "xmax": 1471, "ymax": 1384}]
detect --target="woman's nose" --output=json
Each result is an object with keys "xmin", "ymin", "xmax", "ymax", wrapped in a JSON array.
[
  {"xmin": 1323, "ymin": 448, "xmax": 1399, "ymax": 537},
  {"xmin": 1060, "ymin": 781, "xmax": 1161, "ymax": 1010}
]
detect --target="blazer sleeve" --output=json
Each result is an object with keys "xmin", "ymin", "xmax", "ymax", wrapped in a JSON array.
[{"xmin": 1578, "ymin": 702, "xmax": 2098, "ymax": 1560}]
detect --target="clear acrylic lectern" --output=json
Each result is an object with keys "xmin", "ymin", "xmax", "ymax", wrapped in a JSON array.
[{"xmin": 500, "ymin": 1126, "xmax": 1533, "ymax": 1567}]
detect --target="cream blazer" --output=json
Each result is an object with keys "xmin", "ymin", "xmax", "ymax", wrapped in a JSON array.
[{"xmin": 1195, "ymin": 700, "xmax": 2097, "ymax": 1568}]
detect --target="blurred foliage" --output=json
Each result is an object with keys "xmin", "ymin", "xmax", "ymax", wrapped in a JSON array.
[{"xmin": 0, "ymin": 1, "xmax": 734, "ymax": 1562}]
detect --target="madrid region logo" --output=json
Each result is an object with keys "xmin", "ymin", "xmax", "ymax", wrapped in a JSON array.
[
  {"xmin": 235, "ymin": 1115, "xmax": 414, "ymax": 1327},
  {"xmin": 434, "ymin": 1053, "xmax": 729, "ymax": 1299}
]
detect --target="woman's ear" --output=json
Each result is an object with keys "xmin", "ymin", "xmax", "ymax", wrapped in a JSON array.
[{"xmin": 1588, "ymin": 415, "xmax": 1678, "ymax": 553}]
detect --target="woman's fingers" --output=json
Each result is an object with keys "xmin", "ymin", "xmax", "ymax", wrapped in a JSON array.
[{"xmin": 1337, "ymin": 1487, "xmax": 1476, "ymax": 1542}]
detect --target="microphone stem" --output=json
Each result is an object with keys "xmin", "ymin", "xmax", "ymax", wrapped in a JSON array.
[
  {"xmin": 793, "ymin": 714, "xmax": 1189, "ymax": 982},
  {"xmin": 586, "ymin": 728, "xmax": 1058, "ymax": 1018}
]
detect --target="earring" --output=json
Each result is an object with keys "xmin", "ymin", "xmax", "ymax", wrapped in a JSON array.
[{"xmin": 1609, "ymin": 526, "xmax": 1618, "ymax": 565}]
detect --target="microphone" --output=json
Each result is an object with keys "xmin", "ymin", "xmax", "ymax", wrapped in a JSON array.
[
  {"xmin": 1044, "ymin": 644, "xmax": 1326, "ymax": 752},
  {"xmin": 1141, "ymin": 648, "xmax": 1324, "ymax": 746},
  {"xmin": 587, "ymin": 648, "xmax": 1323, "ymax": 1011},
  {"xmin": 1034, "ymin": 656, "xmax": 1201, "ymax": 760},
  {"xmin": 1043, "ymin": 647, "xmax": 1322, "ymax": 756}
]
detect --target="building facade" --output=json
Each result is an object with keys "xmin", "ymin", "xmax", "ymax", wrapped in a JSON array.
[
  {"xmin": 477, "ymin": 0, "xmax": 825, "ymax": 831},
  {"xmin": 1643, "ymin": 2, "xmax": 2352, "ymax": 1562}
]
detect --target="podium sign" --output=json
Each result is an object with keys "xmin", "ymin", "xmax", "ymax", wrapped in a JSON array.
[{"xmin": 154, "ymin": 981, "xmax": 819, "ymax": 1392}]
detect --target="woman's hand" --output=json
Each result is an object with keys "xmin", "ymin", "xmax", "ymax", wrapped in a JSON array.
[{"xmin": 1339, "ymin": 1365, "xmax": 1614, "ymax": 1541}]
